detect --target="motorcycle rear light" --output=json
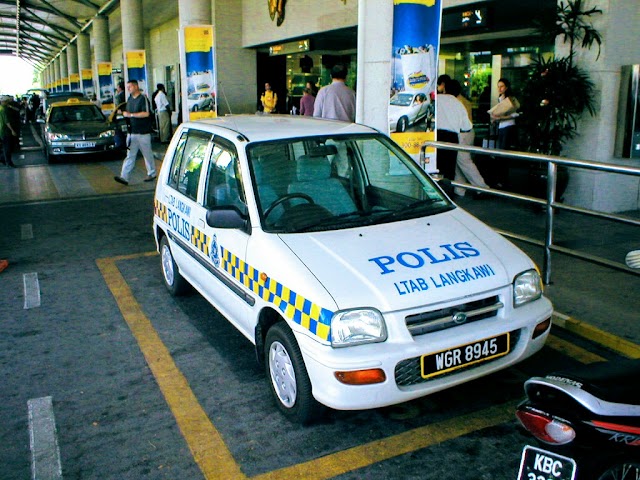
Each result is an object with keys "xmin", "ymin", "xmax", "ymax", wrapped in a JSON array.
[{"xmin": 516, "ymin": 409, "xmax": 576, "ymax": 445}]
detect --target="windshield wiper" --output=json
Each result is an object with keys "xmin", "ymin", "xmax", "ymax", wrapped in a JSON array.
[
  {"xmin": 294, "ymin": 210, "xmax": 377, "ymax": 233},
  {"xmin": 373, "ymin": 198, "xmax": 443, "ymax": 223}
]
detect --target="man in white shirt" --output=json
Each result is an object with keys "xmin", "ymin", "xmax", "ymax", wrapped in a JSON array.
[
  {"xmin": 436, "ymin": 78, "xmax": 472, "ymax": 180},
  {"xmin": 153, "ymin": 83, "xmax": 172, "ymax": 143},
  {"xmin": 313, "ymin": 64, "xmax": 356, "ymax": 122}
]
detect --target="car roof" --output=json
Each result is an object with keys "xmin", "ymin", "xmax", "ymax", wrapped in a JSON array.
[
  {"xmin": 181, "ymin": 114, "xmax": 377, "ymax": 143},
  {"xmin": 49, "ymin": 98, "xmax": 95, "ymax": 107}
]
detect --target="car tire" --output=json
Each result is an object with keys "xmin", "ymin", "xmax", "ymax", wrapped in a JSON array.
[
  {"xmin": 397, "ymin": 116, "xmax": 409, "ymax": 133},
  {"xmin": 160, "ymin": 236, "xmax": 189, "ymax": 296},
  {"xmin": 265, "ymin": 322, "xmax": 323, "ymax": 424},
  {"xmin": 597, "ymin": 462, "xmax": 640, "ymax": 480},
  {"xmin": 193, "ymin": 105, "xmax": 199, "ymax": 112}
]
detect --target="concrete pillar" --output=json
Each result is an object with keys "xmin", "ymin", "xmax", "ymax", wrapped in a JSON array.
[
  {"xmin": 92, "ymin": 15, "xmax": 111, "ymax": 63},
  {"xmin": 212, "ymin": 0, "xmax": 257, "ymax": 115},
  {"xmin": 179, "ymin": 0, "xmax": 211, "ymax": 26},
  {"xmin": 356, "ymin": 0, "xmax": 393, "ymax": 131},
  {"xmin": 60, "ymin": 50, "xmax": 69, "ymax": 90},
  {"xmin": 121, "ymin": 0, "xmax": 145, "ymax": 51},
  {"xmin": 77, "ymin": 33, "xmax": 91, "ymax": 70},
  {"xmin": 67, "ymin": 43, "xmax": 79, "ymax": 90},
  {"xmin": 54, "ymin": 57, "xmax": 61, "ymax": 91}
]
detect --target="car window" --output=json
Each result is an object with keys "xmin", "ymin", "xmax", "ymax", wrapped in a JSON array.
[
  {"xmin": 167, "ymin": 129, "xmax": 212, "ymax": 200},
  {"xmin": 204, "ymin": 141, "xmax": 245, "ymax": 210}
]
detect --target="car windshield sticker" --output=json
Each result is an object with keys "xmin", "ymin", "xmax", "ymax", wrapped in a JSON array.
[{"xmin": 368, "ymin": 242, "xmax": 496, "ymax": 296}]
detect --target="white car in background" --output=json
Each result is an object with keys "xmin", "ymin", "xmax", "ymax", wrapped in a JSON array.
[{"xmin": 389, "ymin": 92, "xmax": 430, "ymax": 133}]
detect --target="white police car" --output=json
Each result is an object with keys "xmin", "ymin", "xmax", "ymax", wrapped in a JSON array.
[{"xmin": 153, "ymin": 115, "xmax": 552, "ymax": 423}]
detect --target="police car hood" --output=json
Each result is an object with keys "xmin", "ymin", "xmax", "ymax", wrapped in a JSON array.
[{"xmin": 278, "ymin": 208, "xmax": 534, "ymax": 312}]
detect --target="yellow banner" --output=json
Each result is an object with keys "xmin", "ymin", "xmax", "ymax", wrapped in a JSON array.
[
  {"xmin": 391, "ymin": 131, "xmax": 435, "ymax": 155},
  {"xmin": 97, "ymin": 62, "xmax": 112, "ymax": 76},
  {"xmin": 81, "ymin": 69, "xmax": 92, "ymax": 80},
  {"xmin": 126, "ymin": 51, "xmax": 146, "ymax": 69},
  {"xmin": 394, "ymin": 0, "xmax": 436, "ymax": 6},
  {"xmin": 185, "ymin": 26, "xmax": 213, "ymax": 53},
  {"xmin": 70, "ymin": 73, "xmax": 80, "ymax": 83}
]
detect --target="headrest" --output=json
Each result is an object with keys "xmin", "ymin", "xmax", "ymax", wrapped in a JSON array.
[
  {"xmin": 296, "ymin": 155, "xmax": 331, "ymax": 182},
  {"xmin": 307, "ymin": 144, "xmax": 338, "ymax": 157}
]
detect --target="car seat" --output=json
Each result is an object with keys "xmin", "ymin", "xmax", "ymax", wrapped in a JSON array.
[{"xmin": 288, "ymin": 154, "xmax": 356, "ymax": 216}]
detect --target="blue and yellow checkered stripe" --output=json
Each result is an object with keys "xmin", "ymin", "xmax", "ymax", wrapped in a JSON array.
[
  {"xmin": 154, "ymin": 200, "xmax": 168, "ymax": 223},
  {"xmin": 191, "ymin": 227, "xmax": 209, "ymax": 256},
  {"xmin": 221, "ymin": 247, "xmax": 333, "ymax": 341}
]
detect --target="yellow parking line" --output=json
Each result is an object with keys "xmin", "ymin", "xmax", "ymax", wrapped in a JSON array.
[
  {"xmin": 97, "ymin": 252, "xmax": 638, "ymax": 480},
  {"xmin": 546, "ymin": 334, "xmax": 606, "ymax": 364},
  {"xmin": 19, "ymin": 166, "xmax": 60, "ymax": 201},
  {"xmin": 253, "ymin": 400, "xmax": 518, "ymax": 480},
  {"xmin": 96, "ymin": 254, "xmax": 246, "ymax": 480},
  {"xmin": 77, "ymin": 163, "xmax": 125, "ymax": 194}
]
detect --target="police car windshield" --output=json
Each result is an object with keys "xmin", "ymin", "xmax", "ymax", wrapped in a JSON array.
[{"xmin": 248, "ymin": 134, "xmax": 452, "ymax": 233}]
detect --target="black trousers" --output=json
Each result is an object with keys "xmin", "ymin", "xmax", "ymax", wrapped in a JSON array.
[{"xmin": 436, "ymin": 129, "xmax": 459, "ymax": 180}]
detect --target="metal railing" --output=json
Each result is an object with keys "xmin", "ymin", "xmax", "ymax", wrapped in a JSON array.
[{"xmin": 422, "ymin": 141, "xmax": 640, "ymax": 284}]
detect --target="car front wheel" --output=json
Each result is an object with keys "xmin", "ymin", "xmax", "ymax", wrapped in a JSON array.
[
  {"xmin": 397, "ymin": 116, "xmax": 409, "ymax": 133},
  {"xmin": 265, "ymin": 322, "xmax": 323, "ymax": 424},
  {"xmin": 160, "ymin": 236, "xmax": 188, "ymax": 296}
]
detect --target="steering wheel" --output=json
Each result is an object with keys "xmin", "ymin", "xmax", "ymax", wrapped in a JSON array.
[{"xmin": 263, "ymin": 193, "xmax": 314, "ymax": 220}]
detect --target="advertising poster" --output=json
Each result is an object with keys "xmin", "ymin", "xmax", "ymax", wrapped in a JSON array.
[
  {"xmin": 180, "ymin": 25, "xmax": 217, "ymax": 121},
  {"xmin": 125, "ymin": 50, "xmax": 148, "ymax": 94},
  {"xmin": 81, "ymin": 69, "xmax": 95, "ymax": 98},
  {"xmin": 62, "ymin": 76, "xmax": 70, "ymax": 92},
  {"xmin": 390, "ymin": 0, "xmax": 442, "ymax": 173},
  {"xmin": 97, "ymin": 62, "xmax": 115, "ymax": 113},
  {"xmin": 70, "ymin": 73, "xmax": 80, "ymax": 92}
]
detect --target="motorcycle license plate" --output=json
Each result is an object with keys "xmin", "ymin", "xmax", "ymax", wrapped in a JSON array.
[
  {"xmin": 420, "ymin": 333, "xmax": 509, "ymax": 379},
  {"xmin": 74, "ymin": 142, "xmax": 96, "ymax": 149},
  {"xmin": 517, "ymin": 445, "xmax": 576, "ymax": 480}
]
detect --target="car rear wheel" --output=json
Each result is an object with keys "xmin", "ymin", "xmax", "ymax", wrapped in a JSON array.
[
  {"xmin": 397, "ymin": 116, "xmax": 409, "ymax": 133},
  {"xmin": 265, "ymin": 322, "xmax": 323, "ymax": 424},
  {"xmin": 160, "ymin": 236, "xmax": 188, "ymax": 296},
  {"xmin": 597, "ymin": 462, "xmax": 640, "ymax": 480}
]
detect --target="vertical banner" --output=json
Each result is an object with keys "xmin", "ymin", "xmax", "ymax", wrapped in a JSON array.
[
  {"xmin": 180, "ymin": 25, "xmax": 217, "ymax": 121},
  {"xmin": 69, "ymin": 73, "xmax": 80, "ymax": 92},
  {"xmin": 81, "ymin": 69, "xmax": 95, "ymax": 98},
  {"xmin": 125, "ymin": 50, "xmax": 148, "ymax": 94},
  {"xmin": 390, "ymin": 0, "xmax": 442, "ymax": 173},
  {"xmin": 62, "ymin": 76, "xmax": 70, "ymax": 92},
  {"xmin": 97, "ymin": 62, "xmax": 115, "ymax": 114}
]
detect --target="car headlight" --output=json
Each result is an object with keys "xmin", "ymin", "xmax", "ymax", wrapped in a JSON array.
[
  {"xmin": 99, "ymin": 129, "xmax": 115, "ymax": 138},
  {"xmin": 331, "ymin": 308, "xmax": 387, "ymax": 347},
  {"xmin": 47, "ymin": 132, "xmax": 70, "ymax": 141},
  {"xmin": 513, "ymin": 269, "xmax": 543, "ymax": 307}
]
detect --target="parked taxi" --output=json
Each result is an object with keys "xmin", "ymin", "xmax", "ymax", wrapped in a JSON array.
[
  {"xmin": 152, "ymin": 115, "xmax": 552, "ymax": 423},
  {"xmin": 40, "ymin": 97, "xmax": 116, "ymax": 162}
]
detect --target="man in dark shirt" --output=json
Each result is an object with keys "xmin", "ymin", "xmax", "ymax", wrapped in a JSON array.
[{"xmin": 114, "ymin": 80, "xmax": 156, "ymax": 185}]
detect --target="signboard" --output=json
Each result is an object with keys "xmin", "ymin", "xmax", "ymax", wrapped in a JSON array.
[
  {"xmin": 69, "ymin": 73, "xmax": 80, "ymax": 92},
  {"xmin": 125, "ymin": 50, "xmax": 148, "ymax": 94},
  {"xmin": 81, "ymin": 69, "xmax": 95, "ymax": 98},
  {"xmin": 97, "ymin": 62, "xmax": 115, "ymax": 113},
  {"xmin": 390, "ymin": 0, "xmax": 442, "ymax": 173},
  {"xmin": 180, "ymin": 25, "xmax": 217, "ymax": 121},
  {"xmin": 269, "ymin": 39, "xmax": 310, "ymax": 56}
]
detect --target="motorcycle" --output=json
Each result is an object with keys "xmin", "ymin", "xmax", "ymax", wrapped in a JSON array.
[{"xmin": 515, "ymin": 251, "xmax": 640, "ymax": 480}]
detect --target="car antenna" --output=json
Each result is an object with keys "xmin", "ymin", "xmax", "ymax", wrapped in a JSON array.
[{"xmin": 218, "ymin": 82, "xmax": 233, "ymax": 116}]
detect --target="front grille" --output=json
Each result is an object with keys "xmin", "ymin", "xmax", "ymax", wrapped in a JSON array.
[
  {"xmin": 405, "ymin": 295, "xmax": 502, "ymax": 336},
  {"xmin": 394, "ymin": 329, "xmax": 521, "ymax": 387}
]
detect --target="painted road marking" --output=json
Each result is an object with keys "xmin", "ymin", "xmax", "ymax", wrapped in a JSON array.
[
  {"xmin": 23, "ymin": 272, "xmax": 41, "ymax": 309},
  {"xmin": 21, "ymin": 223, "xmax": 34, "ymax": 240},
  {"xmin": 98, "ymin": 252, "xmax": 640, "ymax": 480},
  {"xmin": 28, "ymin": 396, "xmax": 63, "ymax": 480},
  {"xmin": 97, "ymin": 254, "xmax": 244, "ymax": 480}
]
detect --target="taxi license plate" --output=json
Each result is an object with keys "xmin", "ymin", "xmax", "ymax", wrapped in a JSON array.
[
  {"xmin": 74, "ymin": 141, "xmax": 96, "ymax": 148},
  {"xmin": 517, "ymin": 445, "xmax": 577, "ymax": 480},
  {"xmin": 420, "ymin": 333, "xmax": 510, "ymax": 379}
]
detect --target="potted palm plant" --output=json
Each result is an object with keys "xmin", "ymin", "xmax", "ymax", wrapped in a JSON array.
[{"xmin": 519, "ymin": 0, "xmax": 602, "ymax": 198}]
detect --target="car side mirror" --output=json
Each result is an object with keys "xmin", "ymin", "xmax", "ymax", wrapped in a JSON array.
[
  {"xmin": 36, "ymin": 118, "xmax": 45, "ymax": 124},
  {"xmin": 206, "ymin": 205, "xmax": 249, "ymax": 230}
]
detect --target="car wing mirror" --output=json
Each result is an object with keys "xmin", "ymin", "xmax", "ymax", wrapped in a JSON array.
[
  {"xmin": 625, "ymin": 250, "xmax": 640, "ymax": 269},
  {"xmin": 206, "ymin": 205, "xmax": 249, "ymax": 230}
]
